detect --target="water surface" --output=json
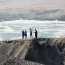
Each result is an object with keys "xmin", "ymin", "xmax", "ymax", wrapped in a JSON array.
[{"xmin": 0, "ymin": 19, "xmax": 65, "ymax": 41}]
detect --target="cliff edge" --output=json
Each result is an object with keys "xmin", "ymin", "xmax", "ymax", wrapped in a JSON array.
[{"xmin": 0, "ymin": 38, "xmax": 65, "ymax": 65}]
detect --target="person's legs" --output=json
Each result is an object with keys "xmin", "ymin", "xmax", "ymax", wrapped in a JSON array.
[
  {"xmin": 35, "ymin": 34, "xmax": 37, "ymax": 38},
  {"xmin": 22, "ymin": 34, "xmax": 23, "ymax": 39},
  {"xmin": 30, "ymin": 34, "xmax": 32, "ymax": 38},
  {"xmin": 25, "ymin": 35, "xmax": 27, "ymax": 39},
  {"xmin": 22, "ymin": 36, "xmax": 23, "ymax": 39}
]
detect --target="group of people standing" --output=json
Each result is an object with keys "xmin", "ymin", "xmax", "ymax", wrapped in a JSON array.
[{"xmin": 22, "ymin": 29, "xmax": 38, "ymax": 39}]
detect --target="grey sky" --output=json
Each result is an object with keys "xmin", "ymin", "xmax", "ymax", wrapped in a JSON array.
[{"xmin": 0, "ymin": 0, "xmax": 65, "ymax": 10}]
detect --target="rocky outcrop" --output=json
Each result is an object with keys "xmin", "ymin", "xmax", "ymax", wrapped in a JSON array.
[
  {"xmin": 25, "ymin": 38, "xmax": 65, "ymax": 65},
  {"xmin": 0, "ymin": 38, "xmax": 65, "ymax": 65},
  {"xmin": 0, "ymin": 39, "xmax": 31, "ymax": 65}
]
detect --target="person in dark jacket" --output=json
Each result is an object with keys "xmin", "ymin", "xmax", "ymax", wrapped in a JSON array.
[
  {"xmin": 25, "ymin": 30, "xmax": 27, "ymax": 38},
  {"xmin": 35, "ymin": 29, "xmax": 38, "ymax": 38},
  {"xmin": 30, "ymin": 29, "xmax": 32, "ymax": 38},
  {"xmin": 22, "ymin": 30, "xmax": 24, "ymax": 39}
]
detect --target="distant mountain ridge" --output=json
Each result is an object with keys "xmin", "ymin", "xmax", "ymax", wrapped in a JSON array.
[{"xmin": 0, "ymin": 9, "xmax": 65, "ymax": 21}]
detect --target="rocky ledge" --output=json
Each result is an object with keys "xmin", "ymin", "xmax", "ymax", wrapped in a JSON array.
[{"xmin": 0, "ymin": 38, "xmax": 65, "ymax": 65}]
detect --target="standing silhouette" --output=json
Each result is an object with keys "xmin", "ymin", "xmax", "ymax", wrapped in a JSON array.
[
  {"xmin": 25, "ymin": 30, "xmax": 27, "ymax": 39},
  {"xmin": 30, "ymin": 29, "xmax": 32, "ymax": 38},
  {"xmin": 22, "ymin": 30, "xmax": 24, "ymax": 39},
  {"xmin": 35, "ymin": 29, "xmax": 38, "ymax": 38}
]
